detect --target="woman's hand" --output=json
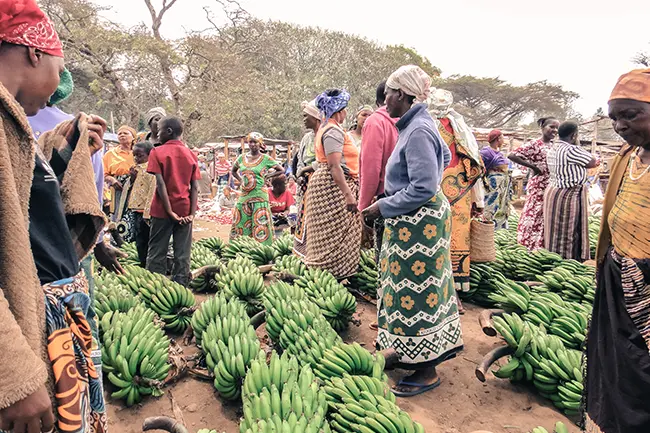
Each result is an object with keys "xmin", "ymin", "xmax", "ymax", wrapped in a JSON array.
[
  {"xmin": 0, "ymin": 385, "xmax": 55, "ymax": 433},
  {"xmin": 345, "ymin": 194, "xmax": 358, "ymax": 213},
  {"xmin": 362, "ymin": 202, "xmax": 381, "ymax": 222}
]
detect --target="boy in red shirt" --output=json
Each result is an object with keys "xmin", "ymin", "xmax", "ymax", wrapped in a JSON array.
[
  {"xmin": 146, "ymin": 116, "xmax": 200, "ymax": 286},
  {"xmin": 268, "ymin": 174, "xmax": 295, "ymax": 226}
]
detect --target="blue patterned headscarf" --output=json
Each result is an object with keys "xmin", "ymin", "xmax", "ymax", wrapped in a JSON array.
[{"xmin": 315, "ymin": 89, "xmax": 351, "ymax": 122}]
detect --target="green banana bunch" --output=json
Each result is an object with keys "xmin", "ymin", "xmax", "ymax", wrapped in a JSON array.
[
  {"xmin": 528, "ymin": 421, "xmax": 570, "ymax": 433},
  {"xmin": 272, "ymin": 255, "xmax": 306, "ymax": 277},
  {"xmin": 279, "ymin": 316, "xmax": 342, "ymax": 368},
  {"xmin": 314, "ymin": 344, "xmax": 384, "ymax": 382},
  {"xmin": 191, "ymin": 244, "xmax": 221, "ymax": 271},
  {"xmin": 191, "ymin": 294, "xmax": 248, "ymax": 347},
  {"xmin": 537, "ymin": 265, "xmax": 595, "ymax": 304},
  {"xmin": 99, "ymin": 306, "xmax": 170, "ymax": 406},
  {"xmin": 222, "ymin": 237, "xmax": 259, "ymax": 260},
  {"xmin": 222, "ymin": 270, "xmax": 266, "ymax": 316},
  {"xmin": 117, "ymin": 242, "xmax": 141, "ymax": 267},
  {"xmin": 493, "ymin": 247, "xmax": 563, "ymax": 282},
  {"xmin": 94, "ymin": 273, "xmax": 143, "ymax": 319},
  {"xmin": 461, "ymin": 262, "xmax": 507, "ymax": 307},
  {"xmin": 271, "ymin": 233, "xmax": 294, "ymax": 258},
  {"xmin": 347, "ymin": 249, "xmax": 379, "ymax": 299},
  {"xmin": 495, "ymin": 229, "xmax": 518, "ymax": 248},
  {"xmin": 296, "ymin": 269, "xmax": 357, "ymax": 332},
  {"xmin": 325, "ymin": 374, "xmax": 423, "ymax": 433},
  {"xmin": 492, "ymin": 313, "xmax": 584, "ymax": 416},
  {"xmin": 264, "ymin": 284, "xmax": 319, "ymax": 343},
  {"xmin": 241, "ymin": 359, "xmax": 330, "ymax": 433},
  {"xmin": 214, "ymin": 256, "xmax": 259, "ymax": 291},
  {"xmin": 242, "ymin": 416, "xmax": 331, "ymax": 433},
  {"xmin": 488, "ymin": 279, "xmax": 532, "ymax": 313},
  {"xmin": 196, "ymin": 236, "xmax": 226, "ymax": 257},
  {"xmin": 247, "ymin": 243, "xmax": 279, "ymax": 267},
  {"xmin": 588, "ymin": 215, "xmax": 600, "ymax": 259},
  {"xmin": 201, "ymin": 313, "xmax": 262, "ymax": 400}
]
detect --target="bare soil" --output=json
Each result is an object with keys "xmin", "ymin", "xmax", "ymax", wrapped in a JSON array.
[{"xmin": 106, "ymin": 221, "xmax": 579, "ymax": 433}]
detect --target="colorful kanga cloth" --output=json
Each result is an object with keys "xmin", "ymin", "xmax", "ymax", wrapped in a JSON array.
[
  {"xmin": 511, "ymin": 139, "xmax": 551, "ymax": 251},
  {"xmin": 543, "ymin": 184, "xmax": 590, "ymax": 261},
  {"xmin": 377, "ymin": 192, "xmax": 463, "ymax": 368},
  {"xmin": 293, "ymin": 171, "xmax": 312, "ymax": 258},
  {"xmin": 437, "ymin": 119, "xmax": 483, "ymax": 291},
  {"xmin": 230, "ymin": 154, "xmax": 277, "ymax": 245},
  {"xmin": 44, "ymin": 272, "xmax": 107, "ymax": 433},
  {"xmin": 483, "ymin": 171, "xmax": 511, "ymax": 230}
]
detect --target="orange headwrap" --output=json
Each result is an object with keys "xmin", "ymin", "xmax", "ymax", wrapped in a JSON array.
[
  {"xmin": 609, "ymin": 68, "xmax": 650, "ymax": 103},
  {"xmin": 118, "ymin": 125, "xmax": 137, "ymax": 143}
]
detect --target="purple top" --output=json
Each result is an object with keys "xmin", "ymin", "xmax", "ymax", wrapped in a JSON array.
[
  {"xmin": 480, "ymin": 146, "xmax": 509, "ymax": 172},
  {"xmin": 28, "ymin": 106, "xmax": 105, "ymax": 243}
]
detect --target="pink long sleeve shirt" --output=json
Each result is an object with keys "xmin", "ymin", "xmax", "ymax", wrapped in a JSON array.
[{"xmin": 358, "ymin": 106, "xmax": 399, "ymax": 210}]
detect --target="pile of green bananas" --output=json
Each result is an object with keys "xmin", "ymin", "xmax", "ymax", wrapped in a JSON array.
[
  {"xmin": 537, "ymin": 264, "xmax": 595, "ymax": 304},
  {"xmin": 215, "ymin": 256, "xmax": 259, "ymax": 290},
  {"xmin": 99, "ymin": 307, "xmax": 170, "ymax": 406},
  {"xmin": 272, "ymin": 255, "xmax": 306, "ymax": 277},
  {"xmin": 94, "ymin": 273, "xmax": 143, "ymax": 319},
  {"xmin": 240, "ymin": 354, "xmax": 330, "ymax": 433},
  {"xmin": 247, "ymin": 243, "xmax": 279, "ymax": 267},
  {"xmin": 196, "ymin": 236, "xmax": 226, "ymax": 257},
  {"xmin": 488, "ymin": 279, "xmax": 532, "ymax": 312},
  {"xmin": 191, "ymin": 244, "xmax": 221, "ymax": 271},
  {"xmin": 296, "ymin": 269, "xmax": 357, "ymax": 332},
  {"xmin": 347, "ymin": 249, "xmax": 379, "ymax": 298},
  {"xmin": 222, "ymin": 269, "xmax": 266, "ymax": 316},
  {"xmin": 272, "ymin": 233, "xmax": 294, "ymax": 258},
  {"xmin": 264, "ymin": 282, "xmax": 317, "ymax": 343},
  {"xmin": 324, "ymin": 374, "xmax": 424, "ymax": 433},
  {"xmin": 492, "ymin": 313, "xmax": 584, "ymax": 416},
  {"xmin": 494, "ymin": 229, "xmax": 518, "ymax": 249},
  {"xmin": 191, "ymin": 294, "xmax": 248, "ymax": 347},
  {"xmin": 117, "ymin": 242, "xmax": 141, "ymax": 267},
  {"xmin": 460, "ymin": 262, "xmax": 506, "ymax": 307},
  {"xmin": 314, "ymin": 344, "xmax": 385, "ymax": 382},
  {"xmin": 494, "ymin": 248, "xmax": 564, "ymax": 281},
  {"xmin": 528, "ymin": 422, "xmax": 569, "ymax": 433},
  {"xmin": 201, "ymin": 313, "xmax": 262, "ymax": 400},
  {"xmin": 115, "ymin": 265, "xmax": 196, "ymax": 333},
  {"xmin": 588, "ymin": 215, "xmax": 600, "ymax": 259},
  {"xmin": 222, "ymin": 237, "xmax": 259, "ymax": 260}
]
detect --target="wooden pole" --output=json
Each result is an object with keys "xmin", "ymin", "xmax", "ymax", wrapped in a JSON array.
[
  {"xmin": 241, "ymin": 138, "xmax": 245, "ymax": 155},
  {"xmin": 287, "ymin": 141, "xmax": 293, "ymax": 166},
  {"xmin": 592, "ymin": 119, "xmax": 599, "ymax": 155},
  {"xmin": 271, "ymin": 144, "xmax": 277, "ymax": 160},
  {"xmin": 223, "ymin": 139, "xmax": 229, "ymax": 160}
]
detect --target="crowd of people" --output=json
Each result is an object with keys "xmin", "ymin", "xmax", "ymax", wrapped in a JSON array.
[{"xmin": 0, "ymin": 1, "xmax": 648, "ymax": 432}]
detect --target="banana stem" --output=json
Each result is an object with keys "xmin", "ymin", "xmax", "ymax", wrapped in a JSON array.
[
  {"xmin": 142, "ymin": 416, "xmax": 188, "ymax": 433},
  {"xmin": 479, "ymin": 309, "xmax": 506, "ymax": 337},
  {"xmin": 475, "ymin": 345, "xmax": 514, "ymax": 382},
  {"xmin": 250, "ymin": 310, "xmax": 266, "ymax": 329}
]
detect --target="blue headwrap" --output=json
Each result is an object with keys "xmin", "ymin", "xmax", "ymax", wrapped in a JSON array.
[{"xmin": 315, "ymin": 89, "xmax": 351, "ymax": 122}]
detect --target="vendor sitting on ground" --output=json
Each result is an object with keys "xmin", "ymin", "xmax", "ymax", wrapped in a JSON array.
[{"xmin": 268, "ymin": 174, "xmax": 295, "ymax": 226}]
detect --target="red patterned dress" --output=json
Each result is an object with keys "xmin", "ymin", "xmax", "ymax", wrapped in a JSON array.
[{"xmin": 511, "ymin": 139, "xmax": 551, "ymax": 251}]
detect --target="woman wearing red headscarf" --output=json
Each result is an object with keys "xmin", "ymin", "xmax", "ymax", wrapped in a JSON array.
[{"xmin": 0, "ymin": 2, "xmax": 108, "ymax": 432}]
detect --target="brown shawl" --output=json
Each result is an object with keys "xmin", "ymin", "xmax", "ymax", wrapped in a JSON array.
[{"xmin": 0, "ymin": 82, "xmax": 104, "ymax": 409}]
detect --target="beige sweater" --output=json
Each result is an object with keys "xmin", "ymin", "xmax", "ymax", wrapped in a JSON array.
[{"xmin": 0, "ymin": 83, "xmax": 104, "ymax": 409}]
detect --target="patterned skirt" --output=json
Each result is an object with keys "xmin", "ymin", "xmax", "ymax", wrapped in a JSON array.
[
  {"xmin": 44, "ymin": 272, "xmax": 107, "ymax": 433},
  {"xmin": 543, "ymin": 184, "xmax": 590, "ymax": 261},
  {"xmin": 585, "ymin": 248, "xmax": 650, "ymax": 432},
  {"xmin": 303, "ymin": 165, "xmax": 361, "ymax": 278},
  {"xmin": 231, "ymin": 196, "xmax": 274, "ymax": 246},
  {"xmin": 483, "ymin": 171, "xmax": 511, "ymax": 230},
  {"xmin": 377, "ymin": 192, "xmax": 463, "ymax": 369},
  {"xmin": 293, "ymin": 172, "xmax": 312, "ymax": 258}
]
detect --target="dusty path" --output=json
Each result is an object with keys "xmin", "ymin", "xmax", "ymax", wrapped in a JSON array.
[{"xmin": 106, "ymin": 221, "xmax": 579, "ymax": 433}]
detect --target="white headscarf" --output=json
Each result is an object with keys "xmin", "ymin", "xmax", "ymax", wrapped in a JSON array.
[
  {"xmin": 428, "ymin": 88, "xmax": 481, "ymax": 164},
  {"xmin": 386, "ymin": 65, "xmax": 432, "ymax": 103},
  {"xmin": 301, "ymin": 99, "xmax": 321, "ymax": 120}
]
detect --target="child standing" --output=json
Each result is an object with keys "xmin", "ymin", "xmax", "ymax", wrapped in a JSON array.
[
  {"xmin": 146, "ymin": 117, "xmax": 200, "ymax": 286},
  {"xmin": 122, "ymin": 141, "xmax": 156, "ymax": 267}
]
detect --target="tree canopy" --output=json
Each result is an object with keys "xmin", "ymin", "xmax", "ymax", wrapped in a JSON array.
[{"xmin": 41, "ymin": 0, "xmax": 579, "ymax": 145}]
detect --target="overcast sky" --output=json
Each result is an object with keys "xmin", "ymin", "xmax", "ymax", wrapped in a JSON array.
[{"xmin": 97, "ymin": 0, "xmax": 650, "ymax": 117}]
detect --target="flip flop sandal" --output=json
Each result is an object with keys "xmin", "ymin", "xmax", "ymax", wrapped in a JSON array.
[{"xmin": 392, "ymin": 377, "xmax": 442, "ymax": 397}]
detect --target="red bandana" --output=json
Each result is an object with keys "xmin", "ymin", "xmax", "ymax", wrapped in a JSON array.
[{"xmin": 0, "ymin": 0, "xmax": 63, "ymax": 58}]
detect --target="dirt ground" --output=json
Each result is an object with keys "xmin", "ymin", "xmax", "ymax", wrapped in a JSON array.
[{"xmin": 106, "ymin": 220, "xmax": 579, "ymax": 433}]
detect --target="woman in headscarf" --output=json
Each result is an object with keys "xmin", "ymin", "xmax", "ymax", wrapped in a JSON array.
[
  {"xmin": 140, "ymin": 106, "xmax": 166, "ymax": 146},
  {"xmin": 363, "ymin": 65, "xmax": 462, "ymax": 397},
  {"xmin": 481, "ymin": 130, "xmax": 511, "ymax": 229},
  {"xmin": 293, "ymin": 99, "xmax": 321, "ymax": 257},
  {"xmin": 585, "ymin": 68, "xmax": 650, "ymax": 433},
  {"xmin": 104, "ymin": 124, "xmax": 137, "ymax": 221},
  {"xmin": 429, "ymin": 89, "xmax": 485, "ymax": 309},
  {"xmin": 0, "ymin": 2, "xmax": 107, "ymax": 430},
  {"xmin": 231, "ymin": 132, "xmax": 284, "ymax": 245},
  {"xmin": 303, "ymin": 89, "xmax": 361, "ymax": 278},
  {"xmin": 508, "ymin": 117, "xmax": 559, "ymax": 251},
  {"xmin": 348, "ymin": 105, "xmax": 374, "ymax": 149}
]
